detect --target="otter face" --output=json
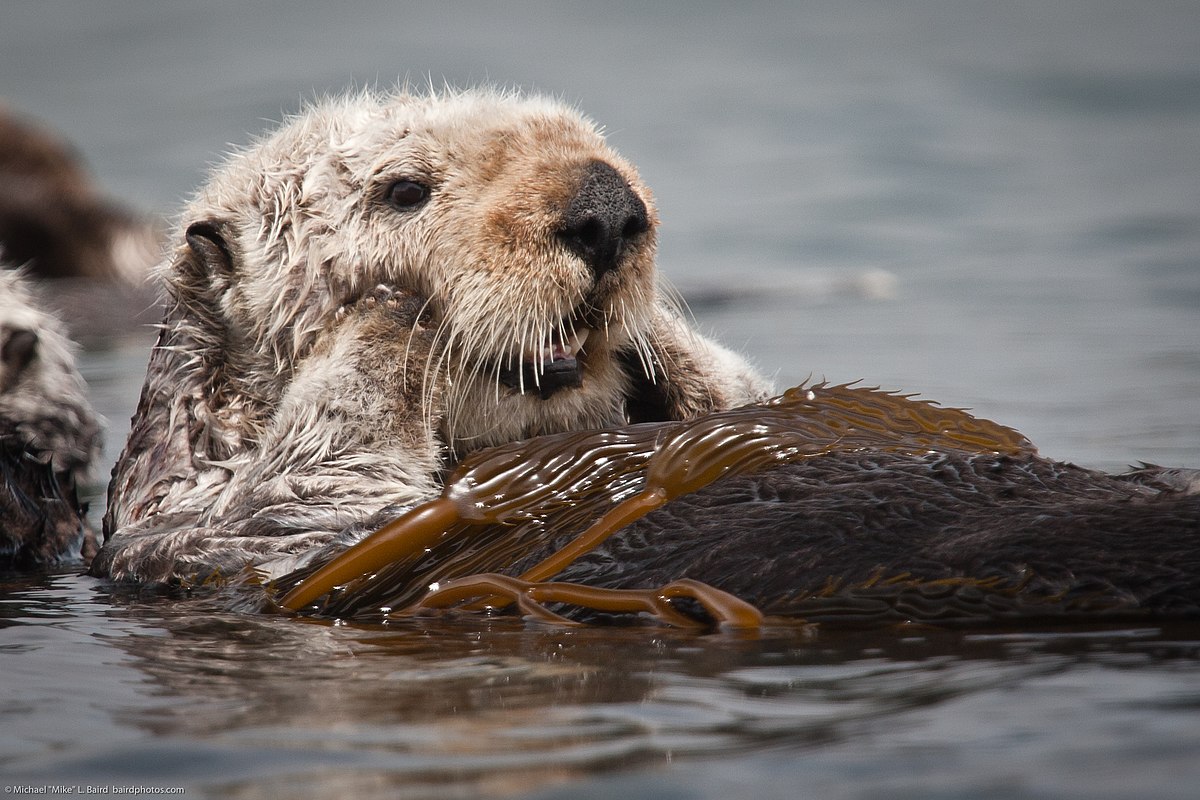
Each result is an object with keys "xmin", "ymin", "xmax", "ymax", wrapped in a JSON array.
[
  {"xmin": 178, "ymin": 89, "xmax": 661, "ymax": 456},
  {"xmin": 100, "ymin": 89, "xmax": 770, "ymax": 584}
]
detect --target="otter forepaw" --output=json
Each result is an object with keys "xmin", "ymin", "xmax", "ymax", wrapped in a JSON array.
[{"xmin": 338, "ymin": 285, "xmax": 431, "ymax": 329}]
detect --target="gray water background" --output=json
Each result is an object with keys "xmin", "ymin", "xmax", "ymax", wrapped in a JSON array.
[{"xmin": 2, "ymin": 1, "xmax": 1199, "ymax": 797}]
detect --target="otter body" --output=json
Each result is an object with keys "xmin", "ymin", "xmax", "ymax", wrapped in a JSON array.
[
  {"xmin": 89, "ymin": 88, "xmax": 1200, "ymax": 628},
  {"xmin": 0, "ymin": 269, "xmax": 100, "ymax": 565}
]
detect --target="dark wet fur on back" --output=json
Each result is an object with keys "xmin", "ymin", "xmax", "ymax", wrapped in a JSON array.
[
  {"xmin": 0, "ymin": 437, "xmax": 91, "ymax": 566},
  {"xmin": 548, "ymin": 453, "xmax": 1200, "ymax": 624}
]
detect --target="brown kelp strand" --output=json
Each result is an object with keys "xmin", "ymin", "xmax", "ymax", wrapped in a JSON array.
[
  {"xmin": 276, "ymin": 382, "xmax": 1034, "ymax": 622},
  {"xmin": 414, "ymin": 574, "xmax": 764, "ymax": 630}
]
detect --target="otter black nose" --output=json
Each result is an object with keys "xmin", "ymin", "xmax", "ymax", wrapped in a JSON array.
[{"xmin": 559, "ymin": 161, "xmax": 649, "ymax": 279}]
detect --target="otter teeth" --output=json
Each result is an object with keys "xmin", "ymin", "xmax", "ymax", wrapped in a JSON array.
[
  {"xmin": 499, "ymin": 326, "xmax": 591, "ymax": 397},
  {"xmin": 534, "ymin": 326, "xmax": 590, "ymax": 365}
]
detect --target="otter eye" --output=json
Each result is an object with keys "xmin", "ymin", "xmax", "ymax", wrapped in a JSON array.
[{"xmin": 384, "ymin": 179, "xmax": 429, "ymax": 210}]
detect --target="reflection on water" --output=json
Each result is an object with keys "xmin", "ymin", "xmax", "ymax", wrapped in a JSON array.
[
  {"xmin": 3, "ymin": 570, "xmax": 1200, "ymax": 799},
  {"xmin": 2, "ymin": 0, "xmax": 1200, "ymax": 796}
]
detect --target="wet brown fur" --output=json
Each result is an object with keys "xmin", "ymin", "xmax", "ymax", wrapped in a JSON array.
[{"xmin": 0, "ymin": 269, "xmax": 101, "ymax": 565}]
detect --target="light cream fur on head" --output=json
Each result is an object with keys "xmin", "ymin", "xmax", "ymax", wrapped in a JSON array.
[{"xmin": 94, "ymin": 86, "xmax": 771, "ymax": 586}]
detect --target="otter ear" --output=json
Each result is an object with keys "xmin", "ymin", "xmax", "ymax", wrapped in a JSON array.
[
  {"xmin": 1, "ymin": 325, "xmax": 39, "ymax": 377},
  {"xmin": 182, "ymin": 220, "xmax": 234, "ymax": 278}
]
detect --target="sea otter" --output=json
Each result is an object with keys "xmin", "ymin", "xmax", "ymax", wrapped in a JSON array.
[
  {"xmin": 91, "ymin": 87, "xmax": 771, "ymax": 587},
  {"xmin": 0, "ymin": 268, "xmax": 101, "ymax": 566},
  {"xmin": 90, "ymin": 88, "xmax": 1200, "ymax": 628},
  {"xmin": 0, "ymin": 108, "xmax": 158, "ymax": 282}
]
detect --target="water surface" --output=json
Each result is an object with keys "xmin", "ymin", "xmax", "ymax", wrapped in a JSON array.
[{"xmin": 2, "ymin": 2, "xmax": 1199, "ymax": 797}]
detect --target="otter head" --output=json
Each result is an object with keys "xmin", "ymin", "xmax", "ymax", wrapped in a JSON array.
[{"xmin": 172, "ymin": 88, "xmax": 662, "ymax": 458}]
